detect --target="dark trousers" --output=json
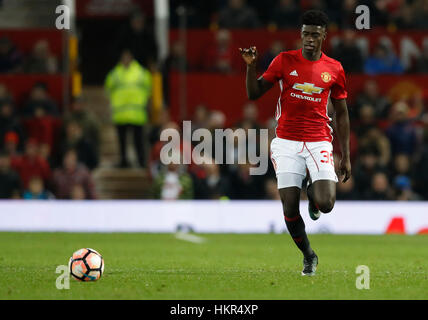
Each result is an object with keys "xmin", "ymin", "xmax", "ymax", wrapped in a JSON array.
[{"xmin": 116, "ymin": 124, "xmax": 146, "ymax": 168}]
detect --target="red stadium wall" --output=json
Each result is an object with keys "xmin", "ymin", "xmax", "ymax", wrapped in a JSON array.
[
  {"xmin": 0, "ymin": 29, "xmax": 65, "ymax": 108},
  {"xmin": 0, "ymin": 29, "xmax": 64, "ymax": 56},
  {"xmin": 0, "ymin": 75, "xmax": 64, "ymax": 108},
  {"xmin": 169, "ymin": 73, "xmax": 428, "ymax": 126}
]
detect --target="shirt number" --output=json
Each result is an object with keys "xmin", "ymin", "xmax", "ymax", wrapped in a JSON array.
[{"xmin": 320, "ymin": 150, "xmax": 334, "ymax": 166}]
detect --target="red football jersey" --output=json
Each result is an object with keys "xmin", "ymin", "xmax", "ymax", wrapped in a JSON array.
[{"xmin": 262, "ymin": 49, "xmax": 347, "ymax": 142}]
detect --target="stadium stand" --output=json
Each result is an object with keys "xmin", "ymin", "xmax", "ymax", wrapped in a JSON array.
[{"xmin": 0, "ymin": 0, "xmax": 428, "ymax": 201}]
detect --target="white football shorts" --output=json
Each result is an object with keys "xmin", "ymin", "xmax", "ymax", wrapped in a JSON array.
[{"xmin": 270, "ymin": 137, "xmax": 338, "ymax": 189}]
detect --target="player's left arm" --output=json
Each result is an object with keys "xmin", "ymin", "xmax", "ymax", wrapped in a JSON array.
[{"xmin": 331, "ymin": 98, "xmax": 351, "ymax": 183}]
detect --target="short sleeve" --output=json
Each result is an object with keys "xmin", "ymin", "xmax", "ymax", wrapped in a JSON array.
[
  {"xmin": 331, "ymin": 63, "xmax": 347, "ymax": 100},
  {"xmin": 261, "ymin": 53, "xmax": 283, "ymax": 83}
]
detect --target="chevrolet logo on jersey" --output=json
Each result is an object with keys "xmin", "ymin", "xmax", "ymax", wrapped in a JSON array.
[{"xmin": 292, "ymin": 82, "xmax": 324, "ymax": 95}]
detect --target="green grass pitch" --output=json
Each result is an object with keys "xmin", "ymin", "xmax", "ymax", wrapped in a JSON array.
[{"xmin": 0, "ymin": 232, "xmax": 426, "ymax": 300}]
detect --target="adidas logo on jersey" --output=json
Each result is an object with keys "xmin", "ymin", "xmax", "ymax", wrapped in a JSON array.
[{"xmin": 289, "ymin": 70, "xmax": 298, "ymax": 76}]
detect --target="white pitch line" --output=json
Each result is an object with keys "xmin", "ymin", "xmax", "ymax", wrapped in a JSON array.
[{"xmin": 174, "ymin": 232, "xmax": 206, "ymax": 244}]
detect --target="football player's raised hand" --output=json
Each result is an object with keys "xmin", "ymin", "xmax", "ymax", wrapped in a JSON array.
[{"xmin": 239, "ymin": 46, "xmax": 257, "ymax": 66}]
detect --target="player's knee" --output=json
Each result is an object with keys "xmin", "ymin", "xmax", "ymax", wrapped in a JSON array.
[{"xmin": 317, "ymin": 197, "xmax": 335, "ymax": 213}]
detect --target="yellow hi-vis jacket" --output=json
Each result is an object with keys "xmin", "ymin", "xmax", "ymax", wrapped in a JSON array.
[{"xmin": 105, "ymin": 60, "xmax": 152, "ymax": 125}]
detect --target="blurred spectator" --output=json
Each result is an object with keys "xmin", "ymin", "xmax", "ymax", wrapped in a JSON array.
[
  {"xmin": 203, "ymin": 29, "xmax": 241, "ymax": 73},
  {"xmin": 52, "ymin": 149, "xmax": 97, "ymax": 200},
  {"xmin": 359, "ymin": 0, "xmax": 390, "ymax": 27},
  {"xmin": 416, "ymin": 43, "xmax": 428, "ymax": 73},
  {"xmin": 364, "ymin": 171, "xmax": 393, "ymax": 200},
  {"xmin": 148, "ymin": 108, "xmax": 171, "ymax": 146},
  {"xmin": 414, "ymin": 0, "xmax": 428, "ymax": 29},
  {"xmin": 58, "ymin": 121, "xmax": 98, "ymax": 171},
  {"xmin": 207, "ymin": 110, "xmax": 226, "ymax": 132},
  {"xmin": 229, "ymin": 163, "xmax": 264, "ymax": 199},
  {"xmin": 22, "ymin": 82, "xmax": 59, "ymax": 118},
  {"xmin": 394, "ymin": 3, "xmax": 417, "ymax": 29},
  {"xmin": 192, "ymin": 104, "xmax": 210, "ymax": 133},
  {"xmin": 0, "ymin": 36, "xmax": 23, "ymax": 73},
  {"xmin": 392, "ymin": 175, "xmax": 422, "ymax": 201},
  {"xmin": 191, "ymin": 160, "xmax": 231, "ymax": 199},
  {"xmin": 336, "ymin": 176, "xmax": 360, "ymax": 200},
  {"xmin": 10, "ymin": 139, "xmax": 51, "ymax": 189},
  {"xmin": 392, "ymin": 153, "xmax": 411, "ymax": 178},
  {"xmin": 3, "ymin": 131, "xmax": 20, "ymax": 157},
  {"xmin": 149, "ymin": 121, "xmax": 184, "ymax": 178},
  {"xmin": 0, "ymin": 84, "xmax": 13, "ymax": 105},
  {"xmin": 24, "ymin": 39, "xmax": 59, "ymax": 74},
  {"xmin": 265, "ymin": 178, "xmax": 280, "ymax": 200},
  {"xmin": 268, "ymin": 0, "xmax": 301, "ymax": 29},
  {"xmin": 114, "ymin": 11, "xmax": 158, "ymax": 70},
  {"xmin": 169, "ymin": 1, "xmax": 216, "ymax": 28},
  {"xmin": 21, "ymin": 82, "xmax": 61, "ymax": 155},
  {"xmin": 70, "ymin": 184, "xmax": 86, "ymax": 200},
  {"xmin": 332, "ymin": 128, "xmax": 359, "ymax": 164},
  {"xmin": 354, "ymin": 104, "xmax": 377, "ymax": 137},
  {"xmin": 394, "ymin": 188, "xmax": 421, "ymax": 201},
  {"xmin": 354, "ymin": 80, "xmax": 390, "ymax": 119},
  {"xmin": 23, "ymin": 176, "xmax": 54, "ymax": 200},
  {"xmin": 260, "ymin": 40, "xmax": 285, "ymax": 71},
  {"xmin": 331, "ymin": 29, "xmax": 364, "ymax": 73},
  {"xmin": 407, "ymin": 91, "xmax": 424, "ymax": 119},
  {"xmin": 152, "ymin": 152, "xmax": 193, "ymax": 200},
  {"xmin": 105, "ymin": 50, "xmax": 152, "ymax": 168},
  {"xmin": 358, "ymin": 126, "xmax": 391, "ymax": 167},
  {"xmin": 236, "ymin": 102, "xmax": 261, "ymax": 130},
  {"xmin": 0, "ymin": 151, "xmax": 21, "ymax": 199},
  {"xmin": 364, "ymin": 43, "xmax": 404, "ymax": 75},
  {"xmin": 161, "ymin": 41, "xmax": 187, "ymax": 104},
  {"xmin": 339, "ymin": 0, "xmax": 357, "ymax": 28},
  {"xmin": 386, "ymin": 101, "xmax": 417, "ymax": 156},
  {"xmin": 413, "ymin": 129, "xmax": 428, "ymax": 199},
  {"xmin": 353, "ymin": 146, "xmax": 386, "ymax": 196},
  {"xmin": 390, "ymin": 153, "xmax": 420, "ymax": 200},
  {"xmin": 63, "ymin": 97, "xmax": 101, "ymax": 153},
  {"xmin": 163, "ymin": 41, "xmax": 187, "ymax": 72},
  {"xmin": 217, "ymin": 0, "xmax": 261, "ymax": 29},
  {"xmin": 0, "ymin": 102, "xmax": 25, "ymax": 152},
  {"xmin": 206, "ymin": 110, "xmax": 228, "ymax": 166}
]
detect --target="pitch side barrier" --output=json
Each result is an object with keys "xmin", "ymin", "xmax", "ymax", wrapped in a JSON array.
[{"xmin": 0, "ymin": 200, "xmax": 426, "ymax": 234}]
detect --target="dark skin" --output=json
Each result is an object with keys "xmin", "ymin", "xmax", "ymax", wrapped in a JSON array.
[{"xmin": 239, "ymin": 24, "xmax": 351, "ymax": 216}]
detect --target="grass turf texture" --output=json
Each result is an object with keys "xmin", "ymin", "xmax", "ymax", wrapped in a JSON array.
[{"xmin": 0, "ymin": 232, "xmax": 427, "ymax": 300}]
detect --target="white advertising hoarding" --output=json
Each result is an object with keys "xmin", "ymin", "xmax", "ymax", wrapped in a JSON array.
[{"xmin": 0, "ymin": 200, "xmax": 426, "ymax": 234}]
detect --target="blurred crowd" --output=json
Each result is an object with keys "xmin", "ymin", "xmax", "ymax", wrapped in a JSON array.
[
  {"xmin": 164, "ymin": 25, "xmax": 428, "ymax": 77},
  {"xmin": 149, "ymin": 83, "xmax": 428, "ymax": 201},
  {"xmin": 0, "ymin": 37, "xmax": 60, "ymax": 74},
  {"xmin": 0, "ymin": 83, "xmax": 100, "ymax": 200},
  {"xmin": 1, "ymin": 2, "xmax": 428, "ymax": 201},
  {"xmin": 169, "ymin": 0, "xmax": 428, "ymax": 30}
]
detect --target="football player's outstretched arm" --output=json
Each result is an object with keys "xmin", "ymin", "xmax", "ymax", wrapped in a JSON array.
[
  {"xmin": 331, "ymin": 98, "xmax": 351, "ymax": 183},
  {"xmin": 239, "ymin": 46, "xmax": 273, "ymax": 100}
]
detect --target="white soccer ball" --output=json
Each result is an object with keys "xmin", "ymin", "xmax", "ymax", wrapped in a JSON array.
[{"xmin": 68, "ymin": 248, "xmax": 104, "ymax": 281}]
